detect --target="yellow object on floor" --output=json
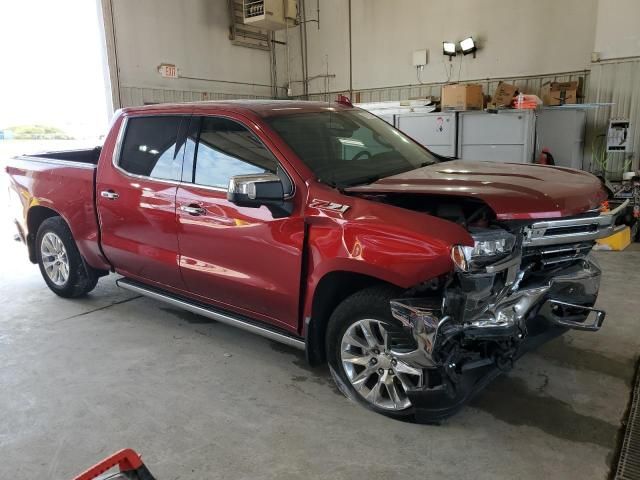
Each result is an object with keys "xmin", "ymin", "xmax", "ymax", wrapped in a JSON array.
[{"xmin": 595, "ymin": 226, "xmax": 631, "ymax": 251}]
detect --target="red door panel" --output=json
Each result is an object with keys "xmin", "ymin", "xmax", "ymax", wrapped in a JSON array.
[
  {"xmin": 96, "ymin": 114, "xmax": 188, "ymax": 289},
  {"xmin": 176, "ymin": 185, "xmax": 304, "ymax": 332},
  {"xmin": 97, "ymin": 177, "xmax": 183, "ymax": 286}
]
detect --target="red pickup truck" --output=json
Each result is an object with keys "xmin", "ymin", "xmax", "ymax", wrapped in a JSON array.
[{"xmin": 6, "ymin": 100, "xmax": 621, "ymax": 422}]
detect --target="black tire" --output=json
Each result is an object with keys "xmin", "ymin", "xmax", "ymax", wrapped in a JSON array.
[
  {"xmin": 35, "ymin": 217, "xmax": 99, "ymax": 298},
  {"xmin": 326, "ymin": 285, "xmax": 418, "ymax": 421}
]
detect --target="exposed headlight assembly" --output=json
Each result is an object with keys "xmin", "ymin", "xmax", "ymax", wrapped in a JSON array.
[{"xmin": 451, "ymin": 229, "xmax": 516, "ymax": 271}]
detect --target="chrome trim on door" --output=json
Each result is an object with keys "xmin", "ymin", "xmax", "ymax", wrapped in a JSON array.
[
  {"xmin": 100, "ymin": 190, "xmax": 119, "ymax": 200},
  {"xmin": 179, "ymin": 205, "xmax": 206, "ymax": 215},
  {"xmin": 116, "ymin": 278, "xmax": 305, "ymax": 350}
]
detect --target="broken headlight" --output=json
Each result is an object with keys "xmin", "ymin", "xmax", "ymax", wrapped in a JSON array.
[{"xmin": 451, "ymin": 229, "xmax": 516, "ymax": 271}]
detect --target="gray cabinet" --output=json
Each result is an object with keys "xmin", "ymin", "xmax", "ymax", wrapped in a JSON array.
[
  {"xmin": 395, "ymin": 112, "xmax": 457, "ymax": 157},
  {"xmin": 457, "ymin": 110, "xmax": 535, "ymax": 163},
  {"xmin": 378, "ymin": 113, "xmax": 396, "ymax": 125},
  {"xmin": 535, "ymin": 108, "xmax": 586, "ymax": 170}
]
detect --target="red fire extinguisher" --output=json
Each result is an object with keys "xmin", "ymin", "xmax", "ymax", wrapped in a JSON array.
[{"xmin": 537, "ymin": 147, "xmax": 555, "ymax": 166}]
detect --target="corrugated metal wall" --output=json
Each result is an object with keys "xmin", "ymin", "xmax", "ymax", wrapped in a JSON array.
[
  {"xmin": 585, "ymin": 58, "xmax": 640, "ymax": 179},
  {"xmin": 305, "ymin": 70, "xmax": 589, "ymax": 103},
  {"xmin": 119, "ymin": 86, "xmax": 270, "ymax": 107}
]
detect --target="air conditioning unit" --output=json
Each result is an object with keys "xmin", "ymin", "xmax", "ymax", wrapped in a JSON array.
[{"xmin": 243, "ymin": 0, "xmax": 297, "ymax": 30}]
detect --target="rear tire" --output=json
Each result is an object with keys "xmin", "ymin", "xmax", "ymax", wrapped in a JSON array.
[
  {"xmin": 36, "ymin": 217, "xmax": 99, "ymax": 298},
  {"xmin": 326, "ymin": 286, "xmax": 423, "ymax": 421}
]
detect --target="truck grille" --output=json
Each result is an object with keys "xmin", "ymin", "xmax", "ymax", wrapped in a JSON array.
[
  {"xmin": 522, "ymin": 242, "xmax": 593, "ymax": 267},
  {"xmin": 522, "ymin": 213, "xmax": 616, "ymax": 247}
]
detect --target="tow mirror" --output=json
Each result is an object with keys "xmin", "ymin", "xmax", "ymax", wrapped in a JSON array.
[{"xmin": 227, "ymin": 173, "xmax": 286, "ymax": 209}]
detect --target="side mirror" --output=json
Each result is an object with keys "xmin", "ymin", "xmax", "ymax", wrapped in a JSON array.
[{"xmin": 227, "ymin": 173, "xmax": 285, "ymax": 208}]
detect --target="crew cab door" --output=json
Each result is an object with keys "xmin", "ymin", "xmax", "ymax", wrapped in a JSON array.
[
  {"xmin": 97, "ymin": 114, "xmax": 190, "ymax": 289},
  {"xmin": 175, "ymin": 114, "xmax": 304, "ymax": 332}
]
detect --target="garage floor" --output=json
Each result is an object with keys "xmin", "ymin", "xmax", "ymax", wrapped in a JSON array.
[{"xmin": 1, "ymin": 216, "xmax": 638, "ymax": 479}]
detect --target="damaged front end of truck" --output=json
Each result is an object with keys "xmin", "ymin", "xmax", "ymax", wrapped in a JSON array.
[{"xmin": 389, "ymin": 205, "xmax": 625, "ymax": 422}]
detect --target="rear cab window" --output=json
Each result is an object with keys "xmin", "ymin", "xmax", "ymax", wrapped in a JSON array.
[{"xmin": 117, "ymin": 116, "xmax": 186, "ymax": 181}]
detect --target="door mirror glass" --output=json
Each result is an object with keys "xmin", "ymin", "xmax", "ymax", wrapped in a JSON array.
[{"xmin": 227, "ymin": 173, "xmax": 285, "ymax": 207}]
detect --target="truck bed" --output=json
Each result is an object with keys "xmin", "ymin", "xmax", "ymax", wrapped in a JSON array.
[
  {"xmin": 5, "ymin": 150, "xmax": 109, "ymax": 271},
  {"xmin": 25, "ymin": 146, "xmax": 102, "ymax": 165}
]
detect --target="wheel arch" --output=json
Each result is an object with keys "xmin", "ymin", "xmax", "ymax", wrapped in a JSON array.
[
  {"xmin": 304, "ymin": 270, "xmax": 400, "ymax": 366},
  {"xmin": 26, "ymin": 206, "xmax": 62, "ymax": 263}
]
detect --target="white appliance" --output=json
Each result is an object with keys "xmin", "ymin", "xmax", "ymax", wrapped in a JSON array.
[
  {"xmin": 535, "ymin": 108, "xmax": 587, "ymax": 170},
  {"xmin": 395, "ymin": 112, "xmax": 457, "ymax": 157},
  {"xmin": 457, "ymin": 110, "xmax": 535, "ymax": 163}
]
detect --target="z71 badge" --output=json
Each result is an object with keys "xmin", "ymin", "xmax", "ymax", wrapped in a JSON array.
[{"xmin": 309, "ymin": 199, "xmax": 350, "ymax": 213}]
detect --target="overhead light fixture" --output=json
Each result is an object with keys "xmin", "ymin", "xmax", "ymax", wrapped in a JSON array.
[
  {"xmin": 460, "ymin": 37, "xmax": 477, "ymax": 56},
  {"xmin": 443, "ymin": 41, "xmax": 456, "ymax": 60}
]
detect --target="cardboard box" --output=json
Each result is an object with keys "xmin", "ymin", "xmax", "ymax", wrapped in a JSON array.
[
  {"xmin": 541, "ymin": 81, "xmax": 578, "ymax": 106},
  {"xmin": 441, "ymin": 84, "xmax": 484, "ymax": 111},
  {"xmin": 492, "ymin": 81, "xmax": 518, "ymax": 108}
]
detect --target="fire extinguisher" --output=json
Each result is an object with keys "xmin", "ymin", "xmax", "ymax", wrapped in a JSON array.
[{"xmin": 537, "ymin": 147, "xmax": 555, "ymax": 166}]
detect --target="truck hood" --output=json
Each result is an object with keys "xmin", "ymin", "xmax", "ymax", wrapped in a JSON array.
[{"xmin": 345, "ymin": 160, "xmax": 607, "ymax": 220}]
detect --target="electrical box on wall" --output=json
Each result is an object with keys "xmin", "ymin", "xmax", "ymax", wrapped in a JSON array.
[
  {"xmin": 243, "ymin": 0, "xmax": 297, "ymax": 30},
  {"xmin": 412, "ymin": 49, "xmax": 428, "ymax": 67},
  {"xmin": 607, "ymin": 119, "xmax": 631, "ymax": 152}
]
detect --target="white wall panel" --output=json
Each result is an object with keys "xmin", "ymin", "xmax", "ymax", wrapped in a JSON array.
[
  {"xmin": 283, "ymin": 0, "xmax": 598, "ymax": 97},
  {"xmin": 594, "ymin": 0, "xmax": 640, "ymax": 60},
  {"xmin": 106, "ymin": 0, "xmax": 274, "ymax": 108}
]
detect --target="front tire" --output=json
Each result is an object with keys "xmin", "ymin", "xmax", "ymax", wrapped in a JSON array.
[
  {"xmin": 326, "ymin": 286, "xmax": 424, "ymax": 421},
  {"xmin": 36, "ymin": 217, "xmax": 99, "ymax": 298}
]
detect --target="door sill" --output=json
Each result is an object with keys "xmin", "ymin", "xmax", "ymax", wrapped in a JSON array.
[{"xmin": 116, "ymin": 277, "xmax": 305, "ymax": 350}]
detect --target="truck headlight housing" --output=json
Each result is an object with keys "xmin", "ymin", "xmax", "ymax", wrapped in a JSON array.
[{"xmin": 451, "ymin": 229, "xmax": 516, "ymax": 271}]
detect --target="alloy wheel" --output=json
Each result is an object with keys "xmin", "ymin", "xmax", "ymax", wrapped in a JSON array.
[
  {"xmin": 40, "ymin": 232, "xmax": 69, "ymax": 286},
  {"xmin": 340, "ymin": 318, "xmax": 423, "ymax": 411}
]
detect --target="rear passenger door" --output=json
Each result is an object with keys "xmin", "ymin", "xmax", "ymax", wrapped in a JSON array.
[
  {"xmin": 175, "ymin": 114, "xmax": 304, "ymax": 332},
  {"xmin": 97, "ymin": 114, "xmax": 190, "ymax": 289}
]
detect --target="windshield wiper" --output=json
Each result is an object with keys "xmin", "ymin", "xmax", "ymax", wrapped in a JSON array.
[{"xmin": 342, "ymin": 174, "xmax": 383, "ymax": 187}]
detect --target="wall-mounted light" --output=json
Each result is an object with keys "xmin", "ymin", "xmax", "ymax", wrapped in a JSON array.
[
  {"xmin": 443, "ymin": 41, "xmax": 456, "ymax": 60},
  {"xmin": 460, "ymin": 37, "xmax": 477, "ymax": 56}
]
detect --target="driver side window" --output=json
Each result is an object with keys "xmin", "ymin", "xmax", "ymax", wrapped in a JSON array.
[{"xmin": 193, "ymin": 117, "xmax": 276, "ymax": 189}]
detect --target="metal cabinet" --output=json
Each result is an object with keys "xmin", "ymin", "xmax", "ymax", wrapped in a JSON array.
[
  {"xmin": 395, "ymin": 112, "xmax": 457, "ymax": 157},
  {"xmin": 378, "ymin": 113, "xmax": 396, "ymax": 125},
  {"xmin": 457, "ymin": 110, "xmax": 535, "ymax": 163},
  {"xmin": 365, "ymin": 105, "xmax": 586, "ymax": 168},
  {"xmin": 535, "ymin": 108, "xmax": 586, "ymax": 170}
]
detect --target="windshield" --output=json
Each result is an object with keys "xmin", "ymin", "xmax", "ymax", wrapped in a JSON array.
[{"xmin": 266, "ymin": 109, "xmax": 439, "ymax": 187}]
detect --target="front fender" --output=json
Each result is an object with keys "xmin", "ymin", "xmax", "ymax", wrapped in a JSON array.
[{"xmin": 301, "ymin": 187, "xmax": 474, "ymax": 321}]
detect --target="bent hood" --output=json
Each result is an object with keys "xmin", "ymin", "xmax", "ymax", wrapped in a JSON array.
[{"xmin": 345, "ymin": 160, "xmax": 607, "ymax": 220}]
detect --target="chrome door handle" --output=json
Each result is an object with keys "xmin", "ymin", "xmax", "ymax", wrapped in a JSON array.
[
  {"xmin": 180, "ymin": 205, "xmax": 206, "ymax": 216},
  {"xmin": 100, "ymin": 190, "xmax": 119, "ymax": 200}
]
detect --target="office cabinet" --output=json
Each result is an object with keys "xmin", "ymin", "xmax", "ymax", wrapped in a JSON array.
[
  {"xmin": 457, "ymin": 110, "xmax": 535, "ymax": 163},
  {"xmin": 535, "ymin": 108, "xmax": 586, "ymax": 170},
  {"xmin": 395, "ymin": 112, "xmax": 457, "ymax": 157}
]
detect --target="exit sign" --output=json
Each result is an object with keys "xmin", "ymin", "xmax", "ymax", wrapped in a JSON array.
[{"xmin": 158, "ymin": 64, "xmax": 178, "ymax": 79}]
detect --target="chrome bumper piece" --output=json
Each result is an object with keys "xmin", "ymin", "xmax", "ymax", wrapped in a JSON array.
[
  {"xmin": 390, "ymin": 255, "xmax": 604, "ymax": 367},
  {"xmin": 522, "ymin": 200, "xmax": 628, "ymax": 247}
]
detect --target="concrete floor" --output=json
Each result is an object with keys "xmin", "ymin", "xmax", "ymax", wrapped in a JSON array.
[{"xmin": 0, "ymin": 213, "xmax": 638, "ymax": 479}]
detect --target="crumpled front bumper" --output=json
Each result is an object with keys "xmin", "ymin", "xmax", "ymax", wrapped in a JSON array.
[
  {"xmin": 389, "ymin": 254, "xmax": 606, "ymax": 423},
  {"xmin": 390, "ymin": 254, "xmax": 605, "ymax": 369}
]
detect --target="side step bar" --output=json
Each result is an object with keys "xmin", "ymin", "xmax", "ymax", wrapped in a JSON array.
[{"xmin": 116, "ymin": 278, "xmax": 305, "ymax": 350}]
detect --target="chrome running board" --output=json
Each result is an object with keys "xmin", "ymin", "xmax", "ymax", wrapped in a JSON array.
[{"xmin": 116, "ymin": 278, "xmax": 305, "ymax": 350}]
